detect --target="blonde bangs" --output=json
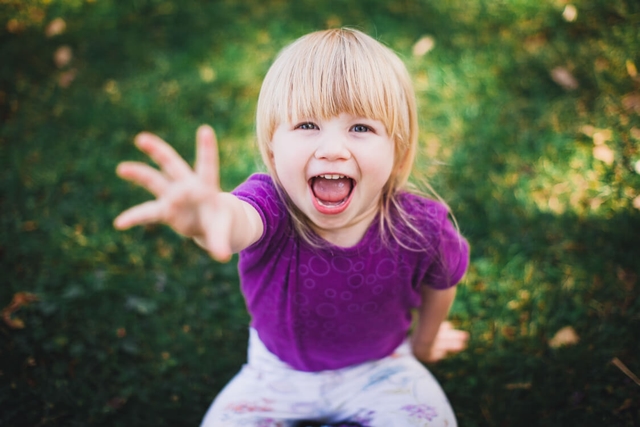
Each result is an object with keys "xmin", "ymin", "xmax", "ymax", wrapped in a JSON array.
[{"xmin": 257, "ymin": 28, "xmax": 418, "ymax": 188}]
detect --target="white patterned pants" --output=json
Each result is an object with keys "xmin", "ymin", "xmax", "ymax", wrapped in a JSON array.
[{"xmin": 201, "ymin": 329, "xmax": 457, "ymax": 427}]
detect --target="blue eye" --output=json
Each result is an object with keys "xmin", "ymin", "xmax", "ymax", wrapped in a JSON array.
[
  {"xmin": 352, "ymin": 124, "xmax": 370, "ymax": 132},
  {"xmin": 296, "ymin": 122, "xmax": 318, "ymax": 130}
]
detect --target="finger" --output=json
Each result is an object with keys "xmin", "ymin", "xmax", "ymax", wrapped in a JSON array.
[
  {"xmin": 439, "ymin": 321, "xmax": 453, "ymax": 331},
  {"xmin": 135, "ymin": 132, "xmax": 192, "ymax": 180},
  {"xmin": 195, "ymin": 125, "xmax": 220, "ymax": 190},
  {"xmin": 114, "ymin": 200, "xmax": 164, "ymax": 230},
  {"xmin": 116, "ymin": 161, "xmax": 170, "ymax": 197},
  {"xmin": 438, "ymin": 336, "xmax": 469, "ymax": 354},
  {"xmin": 431, "ymin": 349, "xmax": 448, "ymax": 362},
  {"xmin": 438, "ymin": 331, "xmax": 470, "ymax": 346},
  {"xmin": 455, "ymin": 329, "xmax": 470, "ymax": 340},
  {"xmin": 445, "ymin": 329, "xmax": 470, "ymax": 342},
  {"xmin": 440, "ymin": 338, "xmax": 468, "ymax": 351}
]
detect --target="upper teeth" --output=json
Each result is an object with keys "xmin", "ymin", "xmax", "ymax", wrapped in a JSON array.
[{"xmin": 320, "ymin": 174, "xmax": 345, "ymax": 179}]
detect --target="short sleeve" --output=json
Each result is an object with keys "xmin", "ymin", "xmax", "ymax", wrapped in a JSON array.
[
  {"xmin": 231, "ymin": 173, "xmax": 289, "ymax": 250},
  {"xmin": 422, "ymin": 213, "xmax": 470, "ymax": 289}
]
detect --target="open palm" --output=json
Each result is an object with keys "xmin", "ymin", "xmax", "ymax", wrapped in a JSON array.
[{"xmin": 114, "ymin": 125, "xmax": 233, "ymax": 261}]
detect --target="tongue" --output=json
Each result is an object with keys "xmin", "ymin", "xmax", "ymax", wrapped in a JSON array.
[{"xmin": 312, "ymin": 177, "xmax": 351, "ymax": 203}]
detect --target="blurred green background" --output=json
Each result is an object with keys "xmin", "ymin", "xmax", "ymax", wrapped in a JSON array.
[{"xmin": 1, "ymin": 0, "xmax": 639, "ymax": 426}]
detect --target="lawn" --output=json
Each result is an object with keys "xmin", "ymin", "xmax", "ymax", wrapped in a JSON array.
[{"xmin": 1, "ymin": 0, "xmax": 639, "ymax": 426}]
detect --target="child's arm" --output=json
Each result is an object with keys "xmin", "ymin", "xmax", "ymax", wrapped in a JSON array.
[
  {"xmin": 114, "ymin": 125, "xmax": 263, "ymax": 262},
  {"xmin": 411, "ymin": 286, "xmax": 469, "ymax": 363}
]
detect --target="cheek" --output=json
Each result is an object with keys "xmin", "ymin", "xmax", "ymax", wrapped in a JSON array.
[
  {"xmin": 271, "ymin": 143, "xmax": 307, "ymax": 188},
  {"xmin": 363, "ymin": 145, "xmax": 395, "ymax": 177},
  {"xmin": 272, "ymin": 145, "xmax": 294, "ymax": 171},
  {"xmin": 374, "ymin": 147, "xmax": 396, "ymax": 188},
  {"xmin": 380, "ymin": 157, "xmax": 395, "ymax": 185}
]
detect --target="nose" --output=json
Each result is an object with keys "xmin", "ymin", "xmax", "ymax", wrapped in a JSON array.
[{"xmin": 314, "ymin": 130, "xmax": 351, "ymax": 161}]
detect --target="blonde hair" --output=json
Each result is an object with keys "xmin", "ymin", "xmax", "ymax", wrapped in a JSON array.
[{"xmin": 256, "ymin": 28, "xmax": 426, "ymax": 245}]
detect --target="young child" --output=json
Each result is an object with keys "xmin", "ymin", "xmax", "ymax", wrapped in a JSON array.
[{"xmin": 115, "ymin": 28, "xmax": 470, "ymax": 427}]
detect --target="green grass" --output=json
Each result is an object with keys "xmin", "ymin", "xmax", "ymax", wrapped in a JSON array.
[{"xmin": 2, "ymin": 0, "xmax": 639, "ymax": 426}]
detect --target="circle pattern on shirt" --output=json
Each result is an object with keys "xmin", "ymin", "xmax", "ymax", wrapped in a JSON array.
[
  {"xmin": 315, "ymin": 303, "xmax": 339, "ymax": 318},
  {"xmin": 289, "ymin": 229, "xmax": 422, "ymax": 341},
  {"xmin": 331, "ymin": 256, "xmax": 352, "ymax": 272},
  {"xmin": 308, "ymin": 256, "xmax": 330, "ymax": 276}
]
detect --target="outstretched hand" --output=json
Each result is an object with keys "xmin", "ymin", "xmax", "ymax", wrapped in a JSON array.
[{"xmin": 114, "ymin": 125, "xmax": 233, "ymax": 262}]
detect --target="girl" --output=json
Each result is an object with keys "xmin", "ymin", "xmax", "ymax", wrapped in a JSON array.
[{"xmin": 115, "ymin": 28, "xmax": 470, "ymax": 427}]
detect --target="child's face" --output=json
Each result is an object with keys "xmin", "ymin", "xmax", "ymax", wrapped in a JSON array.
[{"xmin": 271, "ymin": 113, "xmax": 395, "ymax": 244}]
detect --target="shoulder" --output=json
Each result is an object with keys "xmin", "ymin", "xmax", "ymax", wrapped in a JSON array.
[
  {"xmin": 232, "ymin": 173, "xmax": 287, "ymax": 211},
  {"xmin": 395, "ymin": 191, "xmax": 450, "ymax": 232},
  {"xmin": 395, "ymin": 192, "xmax": 470, "ymax": 288},
  {"xmin": 232, "ymin": 173, "xmax": 289, "ymax": 248},
  {"xmin": 232, "ymin": 173, "xmax": 277, "ymax": 198}
]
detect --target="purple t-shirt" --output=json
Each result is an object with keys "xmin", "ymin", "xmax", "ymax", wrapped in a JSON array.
[{"xmin": 232, "ymin": 174, "xmax": 469, "ymax": 372}]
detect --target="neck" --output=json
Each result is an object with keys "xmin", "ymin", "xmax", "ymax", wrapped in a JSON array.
[{"xmin": 311, "ymin": 209, "xmax": 378, "ymax": 248}]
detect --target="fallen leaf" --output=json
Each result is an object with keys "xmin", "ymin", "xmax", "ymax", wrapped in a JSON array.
[
  {"xmin": 501, "ymin": 325, "xmax": 516, "ymax": 340},
  {"xmin": 413, "ymin": 36, "xmax": 435, "ymax": 57},
  {"xmin": 593, "ymin": 144, "xmax": 614, "ymax": 165},
  {"xmin": 592, "ymin": 129, "xmax": 612, "ymax": 145},
  {"xmin": 54, "ymin": 45, "xmax": 73, "ymax": 68},
  {"xmin": 2, "ymin": 292, "xmax": 39, "ymax": 329},
  {"xmin": 550, "ymin": 67, "xmax": 579, "ymax": 90},
  {"xmin": 549, "ymin": 326, "xmax": 580, "ymax": 348},
  {"xmin": 199, "ymin": 65, "xmax": 216, "ymax": 82},
  {"xmin": 611, "ymin": 357, "xmax": 640, "ymax": 386},
  {"xmin": 581, "ymin": 124, "xmax": 596, "ymax": 137},
  {"xmin": 22, "ymin": 220, "xmax": 38, "ymax": 231},
  {"xmin": 627, "ymin": 60, "xmax": 638, "ymax": 78},
  {"xmin": 590, "ymin": 197, "xmax": 604, "ymax": 210},
  {"xmin": 594, "ymin": 57, "xmax": 609, "ymax": 72},
  {"xmin": 58, "ymin": 69, "xmax": 77, "ymax": 88},
  {"xmin": 107, "ymin": 397, "xmax": 127, "ymax": 410},
  {"xmin": 622, "ymin": 92, "xmax": 640, "ymax": 113},
  {"xmin": 505, "ymin": 382, "xmax": 532, "ymax": 390},
  {"xmin": 45, "ymin": 18, "xmax": 66, "ymax": 37},
  {"xmin": 29, "ymin": 8, "xmax": 45, "ymax": 24},
  {"xmin": 562, "ymin": 4, "xmax": 578, "ymax": 22},
  {"xmin": 6, "ymin": 19, "xmax": 25, "ymax": 34},
  {"xmin": 325, "ymin": 15, "xmax": 341, "ymax": 28},
  {"xmin": 617, "ymin": 267, "xmax": 636, "ymax": 290},
  {"xmin": 104, "ymin": 79, "xmax": 121, "ymax": 101},
  {"xmin": 523, "ymin": 34, "xmax": 547, "ymax": 53},
  {"xmin": 615, "ymin": 398, "xmax": 634, "ymax": 414}
]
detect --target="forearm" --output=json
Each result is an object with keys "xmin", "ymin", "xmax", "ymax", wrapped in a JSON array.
[{"xmin": 411, "ymin": 286, "xmax": 457, "ymax": 361}]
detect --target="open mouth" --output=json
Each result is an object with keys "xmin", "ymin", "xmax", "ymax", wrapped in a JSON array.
[{"xmin": 309, "ymin": 174, "xmax": 355, "ymax": 213}]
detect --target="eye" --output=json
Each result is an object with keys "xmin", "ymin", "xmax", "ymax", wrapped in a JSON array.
[
  {"xmin": 295, "ymin": 122, "xmax": 319, "ymax": 130},
  {"xmin": 351, "ymin": 124, "xmax": 371, "ymax": 133}
]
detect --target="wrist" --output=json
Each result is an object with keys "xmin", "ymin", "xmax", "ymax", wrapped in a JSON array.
[{"xmin": 411, "ymin": 339, "xmax": 435, "ymax": 362}]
